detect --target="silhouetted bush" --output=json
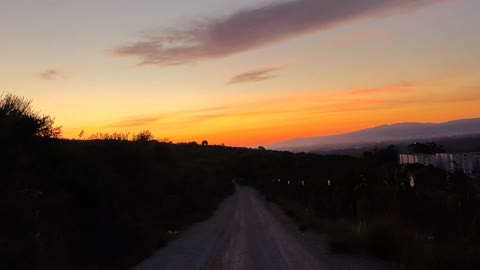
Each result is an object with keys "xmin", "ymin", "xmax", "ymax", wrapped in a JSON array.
[
  {"xmin": 326, "ymin": 222, "xmax": 360, "ymax": 254},
  {"xmin": 1, "ymin": 138, "xmax": 239, "ymax": 270},
  {"xmin": 255, "ymin": 145, "xmax": 480, "ymax": 269},
  {"xmin": 133, "ymin": 130, "xmax": 154, "ymax": 142},
  {"xmin": 0, "ymin": 93, "xmax": 61, "ymax": 141}
]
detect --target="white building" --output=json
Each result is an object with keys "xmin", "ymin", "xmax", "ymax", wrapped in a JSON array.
[
  {"xmin": 399, "ymin": 154, "xmax": 436, "ymax": 167},
  {"xmin": 400, "ymin": 152, "xmax": 480, "ymax": 174}
]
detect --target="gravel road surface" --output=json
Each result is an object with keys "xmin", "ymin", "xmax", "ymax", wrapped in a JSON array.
[{"xmin": 132, "ymin": 186, "xmax": 397, "ymax": 270}]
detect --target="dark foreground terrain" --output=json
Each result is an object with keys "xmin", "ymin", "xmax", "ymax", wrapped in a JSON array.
[{"xmin": 133, "ymin": 186, "xmax": 396, "ymax": 270}]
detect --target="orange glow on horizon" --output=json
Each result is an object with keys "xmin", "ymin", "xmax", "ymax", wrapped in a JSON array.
[{"xmin": 59, "ymin": 81, "xmax": 480, "ymax": 147}]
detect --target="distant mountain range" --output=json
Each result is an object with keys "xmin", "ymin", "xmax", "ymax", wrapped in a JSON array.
[{"xmin": 268, "ymin": 118, "xmax": 480, "ymax": 152}]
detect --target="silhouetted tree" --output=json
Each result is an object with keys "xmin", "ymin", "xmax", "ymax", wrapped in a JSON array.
[
  {"xmin": 258, "ymin": 146, "xmax": 266, "ymax": 151},
  {"xmin": 0, "ymin": 93, "xmax": 61, "ymax": 140},
  {"xmin": 408, "ymin": 142, "xmax": 445, "ymax": 154},
  {"xmin": 363, "ymin": 145, "xmax": 399, "ymax": 165},
  {"xmin": 133, "ymin": 130, "xmax": 154, "ymax": 142},
  {"xmin": 202, "ymin": 140, "xmax": 208, "ymax": 146}
]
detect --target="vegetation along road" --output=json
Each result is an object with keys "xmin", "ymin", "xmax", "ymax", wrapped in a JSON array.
[{"xmin": 132, "ymin": 186, "xmax": 397, "ymax": 270}]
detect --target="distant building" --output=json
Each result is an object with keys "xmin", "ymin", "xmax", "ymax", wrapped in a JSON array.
[
  {"xmin": 399, "ymin": 154, "xmax": 436, "ymax": 167},
  {"xmin": 399, "ymin": 152, "xmax": 480, "ymax": 174}
]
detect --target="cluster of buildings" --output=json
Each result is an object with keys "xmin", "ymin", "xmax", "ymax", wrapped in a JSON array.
[{"xmin": 399, "ymin": 152, "xmax": 480, "ymax": 174}]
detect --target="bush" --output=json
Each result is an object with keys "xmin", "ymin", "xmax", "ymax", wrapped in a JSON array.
[
  {"xmin": 133, "ymin": 130, "xmax": 154, "ymax": 142},
  {"xmin": 0, "ymin": 93, "xmax": 61, "ymax": 140},
  {"xmin": 432, "ymin": 242, "xmax": 480, "ymax": 270},
  {"xmin": 365, "ymin": 223, "xmax": 403, "ymax": 261},
  {"xmin": 326, "ymin": 220, "xmax": 360, "ymax": 254}
]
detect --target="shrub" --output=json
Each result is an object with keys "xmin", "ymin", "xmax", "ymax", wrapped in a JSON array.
[
  {"xmin": 0, "ymin": 93, "xmax": 61, "ymax": 140},
  {"xmin": 134, "ymin": 130, "xmax": 154, "ymax": 142},
  {"xmin": 365, "ymin": 224, "xmax": 403, "ymax": 261},
  {"xmin": 326, "ymin": 220, "xmax": 360, "ymax": 254}
]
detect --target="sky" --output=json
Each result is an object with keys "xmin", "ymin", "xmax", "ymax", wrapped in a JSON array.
[{"xmin": 1, "ymin": 0, "xmax": 479, "ymax": 146}]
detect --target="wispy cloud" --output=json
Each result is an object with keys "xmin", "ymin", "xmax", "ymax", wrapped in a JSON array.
[
  {"xmin": 115, "ymin": 0, "xmax": 446, "ymax": 66},
  {"xmin": 107, "ymin": 106, "xmax": 237, "ymax": 129},
  {"xmin": 110, "ymin": 116, "xmax": 161, "ymax": 128},
  {"xmin": 107, "ymin": 87, "xmax": 405, "ymax": 130},
  {"xmin": 38, "ymin": 69, "xmax": 60, "ymax": 80},
  {"xmin": 229, "ymin": 67, "xmax": 279, "ymax": 84},
  {"xmin": 350, "ymin": 82, "xmax": 415, "ymax": 95}
]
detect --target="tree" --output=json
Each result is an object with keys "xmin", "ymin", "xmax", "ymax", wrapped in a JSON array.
[
  {"xmin": 202, "ymin": 140, "xmax": 208, "ymax": 146},
  {"xmin": 363, "ymin": 145, "xmax": 399, "ymax": 165},
  {"xmin": 134, "ymin": 130, "xmax": 154, "ymax": 142},
  {"xmin": 37, "ymin": 115, "xmax": 62, "ymax": 138},
  {"xmin": 408, "ymin": 142, "xmax": 445, "ymax": 154},
  {"xmin": 0, "ymin": 93, "xmax": 62, "ymax": 140}
]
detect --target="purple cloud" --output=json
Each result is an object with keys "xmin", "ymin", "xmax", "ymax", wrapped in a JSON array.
[
  {"xmin": 115, "ymin": 0, "xmax": 445, "ymax": 66},
  {"xmin": 229, "ymin": 67, "xmax": 279, "ymax": 84}
]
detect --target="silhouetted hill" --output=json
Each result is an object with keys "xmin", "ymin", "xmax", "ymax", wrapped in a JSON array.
[{"xmin": 268, "ymin": 118, "xmax": 480, "ymax": 152}]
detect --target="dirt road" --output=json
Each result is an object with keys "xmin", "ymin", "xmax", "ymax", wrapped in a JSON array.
[{"xmin": 132, "ymin": 187, "xmax": 396, "ymax": 270}]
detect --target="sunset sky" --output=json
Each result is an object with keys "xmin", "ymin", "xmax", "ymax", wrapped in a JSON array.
[{"xmin": 2, "ymin": 0, "xmax": 479, "ymax": 146}]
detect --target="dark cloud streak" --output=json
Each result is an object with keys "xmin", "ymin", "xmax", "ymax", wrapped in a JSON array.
[
  {"xmin": 229, "ymin": 67, "xmax": 279, "ymax": 84},
  {"xmin": 110, "ymin": 116, "xmax": 161, "ymax": 128},
  {"xmin": 38, "ymin": 69, "xmax": 60, "ymax": 80},
  {"xmin": 115, "ymin": 0, "xmax": 445, "ymax": 66}
]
